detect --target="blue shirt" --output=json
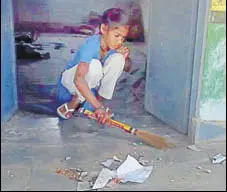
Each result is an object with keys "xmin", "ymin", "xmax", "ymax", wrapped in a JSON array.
[
  {"xmin": 57, "ymin": 34, "xmax": 116, "ymax": 104},
  {"xmin": 66, "ymin": 34, "xmax": 116, "ymax": 69}
]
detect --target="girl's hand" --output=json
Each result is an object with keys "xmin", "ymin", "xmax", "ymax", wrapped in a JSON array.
[
  {"xmin": 94, "ymin": 106, "xmax": 111, "ymax": 124},
  {"xmin": 117, "ymin": 45, "xmax": 130, "ymax": 59}
]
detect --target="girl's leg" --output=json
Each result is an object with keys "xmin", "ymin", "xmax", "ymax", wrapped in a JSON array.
[
  {"xmin": 98, "ymin": 53, "xmax": 125, "ymax": 100},
  {"xmin": 56, "ymin": 76, "xmax": 80, "ymax": 119},
  {"xmin": 58, "ymin": 94, "xmax": 80, "ymax": 116},
  {"xmin": 81, "ymin": 53, "xmax": 125, "ymax": 111},
  {"xmin": 57, "ymin": 59, "xmax": 103, "ymax": 117}
]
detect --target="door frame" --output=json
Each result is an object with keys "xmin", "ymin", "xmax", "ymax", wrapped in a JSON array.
[{"xmin": 187, "ymin": 0, "xmax": 211, "ymax": 143}]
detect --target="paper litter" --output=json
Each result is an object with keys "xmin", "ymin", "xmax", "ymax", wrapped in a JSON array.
[
  {"xmin": 187, "ymin": 145, "xmax": 202, "ymax": 152},
  {"xmin": 92, "ymin": 155, "xmax": 153, "ymax": 189},
  {"xmin": 212, "ymin": 153, "xmax": 226, "ymax": 164},
  {"xmin": 101, "ymin": 159, "xmax": 114, "ymax": 168}
]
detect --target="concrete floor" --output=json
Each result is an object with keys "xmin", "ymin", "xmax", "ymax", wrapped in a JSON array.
[
  {"xmin": 2, "ymin": 33, "xmax": 225, "ymax": 191},
  {"xmin": 1, "ymin": 109, "xmax": 226, "ymax": 191}
]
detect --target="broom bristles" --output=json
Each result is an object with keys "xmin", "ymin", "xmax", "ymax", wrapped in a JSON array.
[{"xmin": 135, "ymin": 129, "xmax": 175, "ymax": 149}]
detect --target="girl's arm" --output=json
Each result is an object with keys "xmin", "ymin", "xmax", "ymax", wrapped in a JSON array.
[
  {"xmin": 117, "ymin": 45, "xmax": 132, "ymax": 72},
  {"xmin": 74, "ymin": 62, "xmax": 102, "ymax": 110},
  {"xmin": 74, "ymin": 62, "xmax": 110, "ymax": 124}
]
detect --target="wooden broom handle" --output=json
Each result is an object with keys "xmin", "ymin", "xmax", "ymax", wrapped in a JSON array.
[{"xmin": 83, "ymin": 109, "xmax": 132, "ymax": 133}]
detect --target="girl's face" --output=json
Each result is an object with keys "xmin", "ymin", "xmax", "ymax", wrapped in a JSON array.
[{"xmin": 101, "ymin": 24, "xmax": 129, "ymax": 50}]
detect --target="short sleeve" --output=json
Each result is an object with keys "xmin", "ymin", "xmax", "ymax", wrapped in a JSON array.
[{"xmin": 79, "ymin": 36, "xmax": 99, "ymax": 64}]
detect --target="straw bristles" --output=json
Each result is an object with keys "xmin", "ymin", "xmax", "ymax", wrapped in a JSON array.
[{"xmin": 135, "ymin": 129, "xmax": 175, "ymax": 149}]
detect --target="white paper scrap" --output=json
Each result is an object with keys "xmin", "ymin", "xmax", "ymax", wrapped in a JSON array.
[
  {"xmin": 101, "ymin": 159, "xmax": 114, "ymax": 168},
  {"xmin": 93, "ymin": 155, "xmax": 153, "ymax": 189},
  {"xmin": 113, "ymin": 155, "xmax": 123, "ymax": 162},
  {"xmin": 212, "ymin": 153, "xmax": 226, "ymax": 164},
  {"xmin": 187, "ymin": 145, "xmax": 202, "ymax": 152},
  {"xmin": 92, "ymin": 168, "xmax": 117, "ymax": 189},
  {"xmin": 117, "ymin": 155, "xmax": 153, "ymax": 183}
]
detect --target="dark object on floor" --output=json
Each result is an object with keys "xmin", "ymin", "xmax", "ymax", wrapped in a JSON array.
[
  {"xmin": 15, "ymin": 31, "xmax": 39, "ymax": 43},
  {"xmin": 51, "ymin": 42, "xmax": 65, "ymax": 50},
  {"xmin": 70, "ymin": 49, "xmax": 77, "ymax": 53},
  {"xmin": 16, "ymin": 41, "xmax": 50, "ymax": 60}
]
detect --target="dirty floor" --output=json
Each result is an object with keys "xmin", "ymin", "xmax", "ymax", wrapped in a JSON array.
[
  {"xmin": 1, "ymin": 109, "xmax": 226, "ymax": 191},
  {"xmin": 2, "ymin": 33, "xmax": 226, "ymax": 191}
]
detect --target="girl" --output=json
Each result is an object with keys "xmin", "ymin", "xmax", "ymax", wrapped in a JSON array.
[{"xmin": 56, "ymin": 8, "xmax": 132, "ymax": 124}]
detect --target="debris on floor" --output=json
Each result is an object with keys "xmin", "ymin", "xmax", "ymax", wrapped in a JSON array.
[
  {"xmin": 65, "ymin": 156, "xmax": 71, "ymax": 161},
  {"xmin": 117, "ymin": 155, "xmax": 153, "ymax": 183},
  {"xmin": 129, "ymin": 141, "xmax": 144, "ymax": 146},
  {"xmin": 92, "ymin": 168, "xmax": 117, "ymax": 189},
  {"xmin": 106, "ymin": 177, "xmax": 124, "ymax": 189},
  {"xmin": 101, "ymin": 159, "xmax": 114, "ymax": 168},
  {"xmin": 108, "ymin": 161, "xmax": 122, "ymax": 171},
  {"xmin": 187, "ymin": 145, "xmax": 202, "ymax": 152},
  {"xmin": 70, "ymin": 48, "xmax": 77, "ymax": 53},
  {"xmin": 80, "ymin": 171, "xmax": 88, "ymax": 179},
  {"xmin": 196, "ymin": 166, "xmax": 212, "ymax": 174},
  {"xmin": 56, "ymin": 168, "xmax": 81, "ymax": 181},
  {"xmin": 7, "ymin": 170, "xmax": 15, "ymax": 178},
  {"xmin": 170, "ymin": 179, "xmax": 175, "ymax": 182},
  {"xmin": 87, "ymin": 171, "xmax": 99, "ymax": 183},
  {"xmin": 140, "ymin": 152, "xmax": 145, "ymax": 156},
  {"xmin": 212, "ymin": 153, "xmax": 226, "ymax": 164},
  {"xmin": 77, "ymin": 171, "xmax": 99, "ymax": 188},
  {"xmin": 113, "ymin": 155, "xmax": 123, "ymax": 162},
  {"xmin": 136, "ymin": 141, "xmax": 144, "ymax": 146},
  {"xmin": 138, "ymin": 156, "xmax": 149, "ymax": 166},
  {"xmin": 77, "ymin": 181, "xmax": 92, "ymax": 191},
  {"xmin": 49, "ymin": 42, "xmax": 65, "ymax": 49},
  {"xmin": 92, "ymin": 155, "xmax": 153, "ymax": 190},
  {"xmin": 128, "ymin": 151, "xmax": 140, "ymax": 160},
  {"xmin": 101, "ymin": 155, "xmax": 123, "ymax": 169},
  {"xmin": 74, "ymin": 168, "xmax": 84, "ymax": 173},
  {"xmin": 54, "ymin": 43, "xmax": 65, "ymax": 49}
]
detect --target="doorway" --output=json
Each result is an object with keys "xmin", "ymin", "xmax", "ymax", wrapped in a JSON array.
[{"xmin": 11, "ymin": 0, "xmax": 209, "ymax": 142}]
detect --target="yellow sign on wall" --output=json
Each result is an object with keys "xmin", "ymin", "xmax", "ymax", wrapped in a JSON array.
[{"xmin": 211, "ymin": 0, "xmax": 226, "ymax": 11}]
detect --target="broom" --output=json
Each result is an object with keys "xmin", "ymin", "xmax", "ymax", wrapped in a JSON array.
[{"xmin": 80, "ymin": 108, "xmax": 174, "ymax": 149}]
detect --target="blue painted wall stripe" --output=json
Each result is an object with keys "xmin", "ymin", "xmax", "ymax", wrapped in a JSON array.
[{"xmin": 1, "ymin": 0, "xmax": 18, "ymax": 123}]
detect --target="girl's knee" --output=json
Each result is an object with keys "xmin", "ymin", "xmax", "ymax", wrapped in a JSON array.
[
  {"xmin": 89, "ymin": 59, "xmax": 103, "ymax": 77},
  {"xmin": 105, "ymin": 53, "xmax": 125, "ymax": 71},
  {"xmin": 109, "ymin": 53, "xmax": 125, "ymax": 63},
  {"xmin": 85, "ymin": 59, "xmax": 103, "ymax": 88}
]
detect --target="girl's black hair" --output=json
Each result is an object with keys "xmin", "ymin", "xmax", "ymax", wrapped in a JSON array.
[{"xmin": 102, "ymin": 8, "xmax": 130, "ymax": 26}]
